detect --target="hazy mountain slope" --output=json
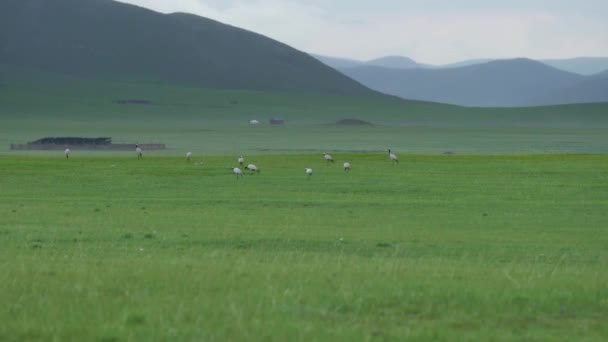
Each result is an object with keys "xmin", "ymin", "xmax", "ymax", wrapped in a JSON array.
[
  {"xmin": 311, "ymin": 54, "xmax": 428, "ymax": 70},
  {"xmin": 436, "ymin": 57, "xmax": 608, "ymax": 75},
  {"xmin": 589, "ymin": 70, "xmax": 608, "ymax": 79},
  {"xmin": 541, "ymin": 58, "xmax": 608, "ymax": 76},
  {"xmin": 531, "ymin": 77, "xmax": 608, "ymax": 105},
  {"xmin": 439, "ymin": 59, "xmax": 495, "ymax": 69},
  {"xmin": 439, "ymin": 57, "xmax": 608, "ymax": 75},
  {"xmin": 339, "ymin": 59, "xmax": 585, "ymax": 107},
  {"xmin": 0, "ymin": 0, "xmax": 373, "ymax": 95},
  {"xmin": 314, "ymin": 54, "xmax": 608, "ymax": 76},
  {"xmin": 365, "ymin": 56, "xmax": 429, "ymax": 69},
  {"xmin": 310, "ymin": 54, "xmax": 363, "ymax": 69}
]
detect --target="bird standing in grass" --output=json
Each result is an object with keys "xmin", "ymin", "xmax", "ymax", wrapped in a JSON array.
[
  {"xmin": 233, "ymin": 167, "xmax": 243, "ymax": 178},
  {"xmin": 136, "ymin": 145, "xmax": 143, "ymax": 159},
  {"xmin": 186, "ymin": 152, "xmax": 192, "ymax": 162},
  {"xmin": 324, "ymin": 153, "xmax": 334, "ymax": 164},
  {"xmin": 305, "ymin": 168, "xmax": 313, "ymax": 177},
  {"xmin": 344, "ymin": 162, "xmax": 351, "ymax": 171},
  {"xmin": 238, "ymin": 156, "xmax": 245, "ymax": 166},
  {"xmin": 388, "ymin": 149, "xmax": 398, "ymax": 163},
  {"xmin": 64, "ymin": 148, "xmax": 71, "ymax": 159}
]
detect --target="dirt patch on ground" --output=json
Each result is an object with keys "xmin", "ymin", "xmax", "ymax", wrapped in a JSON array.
[
  {"xmin": 115, "ymin": 99, "xmax": 154, "ymax": 105},
  {"xmin": 336, "ymin": 118, "xmax": 373, "ymax": 126}
]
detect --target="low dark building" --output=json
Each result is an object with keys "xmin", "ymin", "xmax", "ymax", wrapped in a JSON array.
[
  {"xmin": 32, "ymin": 137, "xmax": 112, "ymax": 145},
  {"xmin": 10, "ymin": 137, "xmax": 166, "ymax": 151}
]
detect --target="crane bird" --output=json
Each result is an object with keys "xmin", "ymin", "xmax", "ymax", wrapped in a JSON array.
[
  {"xmin": 305, "ymin": 168, "xmax": 313, "ymax": 177},
  {"xmin": 232, "ymin": 167, "xmax": 243, "ymax": 178},
  {"xmin": 323, "ymin": 153, "xmax": 334, "ymax": 164},
  {"xmin": 388, "ymin": 149, "xmax": 398, "ymax": 163},
  {"xmin": 246, "ymin": 164, "xmax": 260, "ymax": 173},
  {"xmin": 64, "ymin": 148, "xmax": 71, "ymax": 159},
  {"xmin": 186, "ymin": 152, "xmax": 192, "ymax": 162},
  {"xmin": 136, "ymin": 144, "xmax": 143, "ymax": 159},
  {"xmin": 238, "ymin": 156, "xmax": 245, "ymax": 166},
  {"xmin": 343, "ymin": 162, "xmax": 351, "ymax": 171}
]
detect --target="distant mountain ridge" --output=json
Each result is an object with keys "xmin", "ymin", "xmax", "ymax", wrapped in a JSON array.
[
  {"xmin": 313, "ymin": 54, "xmax": 608, "ymax": 75},
  {"xmin": 541, "ymin": 58, "xmax": 608, "ymax": 76},
  {"xmin": 312, "ymin": 54, "xmax": 428, "ymax": 70},
  {"xmin": 0, "ymin": 0, "xmax": 375, "ymax": 96},
  {"xmin": 365, "ymin": 56, "xmax": 430, "ymax": 69},
  {"xmin": 338, "ymin": 59, "xmax": 608, "ymax": 107}
]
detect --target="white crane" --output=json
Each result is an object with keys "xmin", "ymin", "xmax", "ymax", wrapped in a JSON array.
[
  {"xmin": 136, "ymin": 144, "xmax": 143, "ymax": 159},
  {"xmin": 64, "ymin": 148, "xmax": 71, "ymax": 159},
  {"xmin": 305, "ymin": 168, "xmax": 313, "ymax": 177},
  {"xmin": 238, "ymin": 156, "xmax": 245, "ymax": 166},
  {"xmin": 323, "ymin": 153, "xmax": 334, "ymax": 164},
  {"xmin": 246, "ymin": 164, "xmax": 260, "ymax": 173},
  {"xmin": 186, "ymin": 152, "xmax": 192, "ymax": 162},
  {"xmin": 343, "ymin": 162, "xmax": 351, "ymax": 171},
  {"xmin": 233, "ymin": 167, "xmax": 243, "ymax": 178},
  {"xmin": 388, "ymin": 149, "xmax": 398, "ymax": 163}
]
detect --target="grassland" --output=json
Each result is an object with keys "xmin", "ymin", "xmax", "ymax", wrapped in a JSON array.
[
  {"xmin": 1, "ymin": 68, "xmax": 608, "ymax": 340},
  {"xmin": 1, "ymin": 154, "xmax": 607, "ymax": 341},
  {"xmin": 2, "ymin": 67, "xmax": 608, "ymax": 156}
]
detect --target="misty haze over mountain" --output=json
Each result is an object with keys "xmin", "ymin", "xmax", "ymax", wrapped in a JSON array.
[{"xmin": 313, "ymin": 55, "xmax": 608, "ymax": 107}]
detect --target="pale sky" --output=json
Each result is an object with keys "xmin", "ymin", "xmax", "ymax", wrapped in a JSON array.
[{"xmin": 116, "ymin": 0, "xmax": 608, "ymax": 64}]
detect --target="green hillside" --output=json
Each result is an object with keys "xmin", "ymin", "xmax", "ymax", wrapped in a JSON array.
[{"xmin": 0, "ymin": 0, "xmax": 372, "ymax": 95}]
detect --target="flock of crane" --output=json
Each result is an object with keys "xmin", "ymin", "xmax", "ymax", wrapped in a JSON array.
[{"xmin": 63, "ymin": 145, "xmax": 399, "ymax": 177}]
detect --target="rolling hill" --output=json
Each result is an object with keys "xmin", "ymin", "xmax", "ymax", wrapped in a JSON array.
[
  {"xmin": 0, "ymin": 0, "xmax": 373, "ymax": 95},
  {"xmin": 339, "ymin": 59, "xmax": 592, "ymax": 107}
]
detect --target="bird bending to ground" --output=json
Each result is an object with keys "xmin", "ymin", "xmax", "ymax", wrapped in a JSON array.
[
  {"xmin": 186, "ymin": 152, "xmax": 192, "ymax": 162},
  {"xmin": 238, "ymin": 156, "xmax": 245, "ymax": 166},
  {"xmin": 388, "ymin": 149, "xmax": 398, "ymax": 163},
  {"xmin": 64, "ymin": 148, "xmax": 71, "ymax": 159},
  {"xmin": 136, "ymin": 145, "xmax": 143, "ymax": 159},
  {"xmin": 246, "ymin": 164, "xmax": 260, "ymax": 173},
  {"xmin": 343, "ymin": 162, "xmax": 351, "ymax": 171},
  {"xmin": 323, "ymin": 153, "xmax": 334, "ymax": 164},
  {"xmin": 305, "ymin": 168, "xmax": 313, "ymax": 177}
]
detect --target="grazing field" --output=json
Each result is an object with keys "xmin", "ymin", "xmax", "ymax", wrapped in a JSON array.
[
  {"xmin": 2, "ymin": 67, "xmax": 608, "ymax": 156},
  {"xmin": 1, "ymin": 154, "xmax": 607, "ymax": 341}
]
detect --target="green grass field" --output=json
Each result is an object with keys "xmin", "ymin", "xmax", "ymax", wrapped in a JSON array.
[
  {"xmin": 2, "ymin": 69, "xmax": 608, "ymax": 340},
  {"xmin": 1, "ymin": 154, "xmax": 607, "ymax": 341},
  {"xmin": 2, "ymin": 67, "xmax": 608, "ymax": 156}
]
